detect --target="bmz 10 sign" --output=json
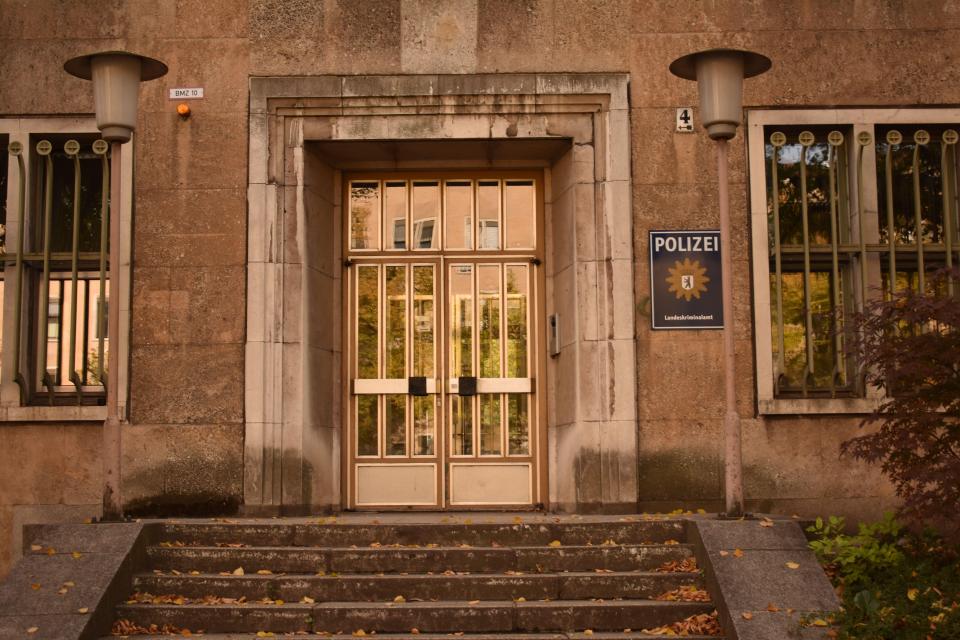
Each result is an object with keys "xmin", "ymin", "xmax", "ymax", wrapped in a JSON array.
[
  {"xmin": 649, "ymin": 230, "xmax": 723, "ymax": 330},
  {"xmin": 169, "ymin": 87, "xmax": 204, "ymax": 99}
]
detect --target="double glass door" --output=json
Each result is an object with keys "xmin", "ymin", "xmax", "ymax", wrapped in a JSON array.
[{"xmin": 345, "ymin": 175, "xmax": 543, "ymax": 509}]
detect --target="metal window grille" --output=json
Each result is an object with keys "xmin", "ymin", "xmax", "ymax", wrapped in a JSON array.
[
  {"xmin": 3, "ymin": 135, "xmax": 110, "ymax": 405},
  {"xmin": 765, "ymin": 125, "xmax": 959, "ymax": 399}
]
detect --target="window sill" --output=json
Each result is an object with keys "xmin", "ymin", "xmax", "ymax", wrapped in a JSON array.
[
  {"xmin": 0, "ymin": 405, "xmax": 107, "ymax": 422},
  {"xmin": 758, "ymin": 396, "xmax": 882, "ymax": 416}
]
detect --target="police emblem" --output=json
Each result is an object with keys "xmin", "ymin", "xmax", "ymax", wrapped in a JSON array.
[{"xmin": 666, "ymin": 258, "xmax": 710, "ymax": 301}]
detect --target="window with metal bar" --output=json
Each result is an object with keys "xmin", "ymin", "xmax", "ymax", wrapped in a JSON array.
[
  {"xmin": 1, "ymin": 133, "xmax": 110, "ymax": 406},
  {"xmin": 751, "ymin": 111, "xmax": 959, "ymax": 411}
]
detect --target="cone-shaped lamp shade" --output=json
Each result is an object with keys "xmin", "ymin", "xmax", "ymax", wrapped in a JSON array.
[
  {"xmin": 64, "ymin": 51, "xmax": 167, "ymax": 143},
  {"xmin": 669, "ymin": 48, "xmax": 771, "ymax": 140}
]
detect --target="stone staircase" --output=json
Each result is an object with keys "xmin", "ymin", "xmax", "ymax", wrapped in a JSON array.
[{"xmin": 107, "ymin": 516, "xmax": 723, "ymax": 638}]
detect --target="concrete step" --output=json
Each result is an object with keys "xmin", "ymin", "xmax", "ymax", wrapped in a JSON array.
[
  {"xmin": 146, "ymin": 544, "xmax": 695, "ymax": 574},
  {"xmin": 157, "ymin": 520, "xmax": 687, "ymax": 548},
  {"xmin": 133, "ymin": 570, "xmax": 703, "ymax": 601},
  {"xmin": 114, "ymin": 599, "xmax": 715, "ymax": 634}
]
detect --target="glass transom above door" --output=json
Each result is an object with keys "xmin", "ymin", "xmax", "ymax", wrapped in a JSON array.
[
  {"xmin": 345, "ymin": 174, "xmax": 543, "ymax": 510},
  {"xmin": 349, "ymin": 179, "xmax": 537, "ymax": 252}
]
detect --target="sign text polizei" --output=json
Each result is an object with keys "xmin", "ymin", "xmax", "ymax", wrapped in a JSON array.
[{"xmin": 649, "ymin": 230, "xmax": 723, "ymax": 330}]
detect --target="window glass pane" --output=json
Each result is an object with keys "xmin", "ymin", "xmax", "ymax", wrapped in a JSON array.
[
  {"xmin": 450, "ymin": 265, "xmax": 473, "ymax": 376},
  {"xmin": 385, "ymin": 395, "xmax": 406, "ymax": 456},
  {"xmin": 357, "ymin": 395, "xmax": 378, "ymax": 456},
  {"xmin": 504, "ymin": 181, "xmax": 535, "ymax": 249},
  {"xmin": 384, "ymin": 181, "xmax": 407, "ymax": 250},
  {"xmin": 505, "ymin": 265, "xmax": 528, "ymax": 378},
  {"xmin": 413, "ymin": 396, "xmax": 434, "ymax": 456},
  {"xmin": 765, "ymin": 132, "xmax": 837, "ymax": 247},
  {"xmin": 507, "ymin": 393, "xmax": 529, "ymax": 455},
  {"xmin": 412, "ymin": 265, "xmax": 434, "ymax": 377},
  {"xmin": 444, "ymin": 181, "xmax": 472, "ymax": 250},
  {"xmin": 412, "ymin": 181, "xmax": 439, "ymax": 250},
  {"xmin": 350, "ymin": 182, "xmax": 380, "ymax": 250},
  {"xmin": 384, "ymin": 265, "xmax": 406, "ymax": 378},
  {"xmin": 479, "ymin": 394, "xmax": 502, "ymax": 455},
  {"xmin": 876, "ymin": 127, "xmax": 953, "ymax": 245},
  {"xmin": 478, "ymin": 264, "xmax": 501, "ymax": 378},
  {"xmin": 477, "ymin": 181, "xmax": 500, "ymax": 249},
  {"xmin": 771, "ymin": 270, "xmax": 846, "ymax": 391},
  {"xmin": 356, "ymin": 265, "xmax": 379, "ymax": 378},
  {"xmin": 33, "ymin": 137, "xmax": 105, "ymax": 254},
  {"xmin": 1, "ymin": 136, "xmax": 7, "ymax": 254},
  {"xmin": 450, "ymin": 395, "xmax": 473, "ymax": 456}
]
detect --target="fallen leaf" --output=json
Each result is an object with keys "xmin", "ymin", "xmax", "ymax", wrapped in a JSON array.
[
  {"xmin": 468, "ymin": 600, "xmax": 480, "ymax": 605},
  {"xmin": 256, "ymin": 633, "xmax": 275, "ymax": 638},
  {"xmin": 759, "ymin": 518, "xmax": 774, "ymax": 528},
  {"xmin": 515, "ymin": 597, "xmax": 526, "ymax": 602},
  {"xmin": 733, "ymin": 548, "xmax": 744, "ymax": 558},
  {"xmin": 256, "ymin": 569, "xmax": 273, "ymax": 575},
  {"xmin": 274, "ymin": 599, "xmax": 284, "ymax": 605},
  {"xmin": 767, "ymin": 603, "xmax": 780, "ymax": 612},
  {"xmin": 30, "ymin": 544, "xmax": 42, "ymax": 552},
  {"xmin": 410, "ymin": 629, "xmax": 420, "ymax": 635},
  {"xmin": 742, "ymin": 612, "xmax": 753, "ymax": 620},
  {"xmin": 71, "ymin": 551, "xmax": 83, "ymax": 559},
  {"xmin": 46, "ymin": 548, "xmax": 56, "ymax": 556},
  {"xmin": 785, "ymin": 561, "xmax": 800, "ymax": 570},
  {"xmin": 583, "ymin": 629, "xmax": 594, "ymax": 635},
  {"xmin": 907, "ymin": 587, "xmax": 919, "ymax": 601},
  {"xmin": 394, "ymin": 595, "xmax": 406, "ymax": 603},
  {"xmin": 352, "ymin": 630, "xmax": 366, "ymax": 637},
  {"xmin": 811, "ymin": 618, "xmax": 829, "ymax": 627},
  {"xmin": 57, "ymin": 588, "xmax": 68, "ymax": 595},
  {"xmin": 78, "ymin": 607, "xmax": 89, "ymax": 614},
  {"xmin": 233, "ymin": 567, "xmax": 245, "ymax": 575},
  {"xmin": 63, "ymin": 581, "xmax": 75, "ymax": 587},
  {"xmin": 719, "ymin": 550, "xmax": 729, "ymax": 557},
  {"xmin": 302, "ymin": 596, "xmax": 316, "ymax": 604},
  {"xmin": 26, "ymin": 627, "xmax": 38, "ymax": 634},
  {"xmin": 548, "ymin": 540, "xmax": 562, "ymax": 547},
  {"xmin": 30, "ymin": 583, "xmax": 41, "ymax": 590}
]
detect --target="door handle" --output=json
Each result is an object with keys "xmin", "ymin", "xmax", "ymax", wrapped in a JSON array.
[
  {"xmin": 457, "ymin": 376, "xmax": 477, "ymax": 397},
  {"xmin": 408, "ymin": 376, "xmax": 428, "ymax": 396}
]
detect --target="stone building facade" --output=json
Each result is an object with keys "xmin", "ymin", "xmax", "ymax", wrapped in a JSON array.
[{"xmin": 3, "ymin": 0, "xmax": 956, "ymax": 577}]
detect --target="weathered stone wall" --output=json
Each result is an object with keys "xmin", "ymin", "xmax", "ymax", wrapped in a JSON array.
[{"xmin": 3, "ymin": 0, "xmax": 957, "ymax": 575}]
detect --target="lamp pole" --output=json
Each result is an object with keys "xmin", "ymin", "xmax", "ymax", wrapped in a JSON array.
[
  {"xmin": 64, "ymin": 51, "xmax": 167, "ymax": 520},
  {"xmin": 669, "ymin": 49, "xmax": 771, "ymax": 517}
]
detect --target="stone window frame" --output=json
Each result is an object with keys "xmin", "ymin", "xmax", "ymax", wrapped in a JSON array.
[
  {"xmin": 0, "ymin": 117, "xmax": 134, "ymax": 422},
  {"xmin": 245, "ymin": 74, "xmax": 638, "ymax": 513},
  {"xmin": 747, "ymin": 107, "xmax": 960, "ymax": 415}
]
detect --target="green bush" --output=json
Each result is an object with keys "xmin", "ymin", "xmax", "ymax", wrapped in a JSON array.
[{"xmin": 807, "ymin": 514, "xmax": 960, "ymax": 639}]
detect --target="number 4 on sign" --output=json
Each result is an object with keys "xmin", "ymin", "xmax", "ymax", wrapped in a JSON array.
[{"xmin": 676, "ymin": 107, "xmax": 694, "ymax": 133}]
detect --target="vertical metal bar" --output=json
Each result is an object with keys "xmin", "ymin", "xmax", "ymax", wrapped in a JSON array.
[
  {"xmin": 769, "ymin": 136, "xmax": 786, "ymax": 391},
  {"xmin": 11, "ymin": 145, "xmax": 27, "ymax": 399},
  {"xmin": 827, "ymin": 141, "xmax": 843, "ymax": 394},
  {"xmin": 96, "ymin": 144, "xmax": 109, "ymax": 385},
  {"xmin": 857, "ymin": 138, "xmax": 869, "ymax": 307},
  {"xmin": 82, "ymin": 279, "xmax": 90, "ymax": 385},
  {"xmin": 885, "ymin": 142, "xmax": 897, "ymax": 297},
  {"xmin": 37, "ymin": 142, "xmax": 55, "ymax": 400},
  {"xmin": 799, "ymin": 135, "xmax": 815, "ymax": 394},
  {"xmin": 67, "ymin": 143, "xmax": 83, "ymax": 397},
  {"xmin": 941, "ymin": 133, "xmax": 956, "ymax": 296},
  {"xmin": 913, "ymin": 143, "xmax": 926, "ymax": 293}
]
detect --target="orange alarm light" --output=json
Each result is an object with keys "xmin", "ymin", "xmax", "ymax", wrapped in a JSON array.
[{"xmin": 176, "ymin": 103, "xmax": 190, "ymax": 117}]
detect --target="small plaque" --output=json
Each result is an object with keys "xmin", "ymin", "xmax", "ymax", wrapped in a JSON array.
[
  {"xmin": 798, "ymin": 131, "xmax": 815, "ymax": 146},
  {"xmin": 64, "ymin": 139, "xmax": 80, "ymax": 156},
  {"xmin": 827, "ymin": 131, "xmax": 844, "ymax": 146},
  {"xmin": 676, "ymin": 107, "xmax": 694, "ymax": 133},
  {"xmin": 886, "ymin": 130, "xmax": 902, "ymax": 145},
  {"xmin": 169, "ymin": 87, "xmax": 204, "ymax": 99},
  {"xmin": 769, "ymin": 131, "xmax": 786, "ymax": 147},
  {"xmin": 943, "ymin": 129, "xmax": 959, "ymax": 145},
  {"xmin": 8, "ymin": 141, "xmax": 22, "ymax": 156},
  {"xmin": 914, "ymin": 130, "xmax": 930, "ymax": 145},
  {"xmin": 36, "ymin": 140, "xmax": 52, "ymax": 156},
  {"xmin": 92, "ymin": 139, "xmax": 109, "ymax": 154},
  {"xmin": 857, "ymin": 131, "xmax": 873, "ymax": 146}
]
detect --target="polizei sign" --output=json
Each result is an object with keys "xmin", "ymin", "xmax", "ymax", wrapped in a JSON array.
[{"xmin": 649, "ymin": 230, "xmax": 723, "ymax": 330}]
